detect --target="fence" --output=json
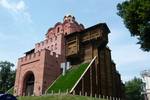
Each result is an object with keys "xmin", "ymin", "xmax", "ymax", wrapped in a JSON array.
[{"xmin": 44, "ymin": 89, "xmax": 123, "ymax": 100}]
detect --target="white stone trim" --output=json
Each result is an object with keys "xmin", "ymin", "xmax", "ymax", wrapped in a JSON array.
[{"xmin": 70, "ymin": 56, "xmax": 97, "ymax": 93}]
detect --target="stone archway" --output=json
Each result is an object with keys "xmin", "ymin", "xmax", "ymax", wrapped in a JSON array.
[{"xmin": 23, "ymin": 71, "xmax": 35, "ymax": 96}]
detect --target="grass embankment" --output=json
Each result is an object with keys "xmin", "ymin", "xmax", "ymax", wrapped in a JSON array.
[
  {"xmin": 46, "ymin": 63, "xmax": 89, "ymax": 93},
  {"xmin": 18, "ymin": 95, "xmax": 106, "ymax": 100}
]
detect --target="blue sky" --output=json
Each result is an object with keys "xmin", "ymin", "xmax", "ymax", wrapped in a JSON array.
[{"xmin": 0, "ymin": 0, "xmax": 149, "ymax": 82}]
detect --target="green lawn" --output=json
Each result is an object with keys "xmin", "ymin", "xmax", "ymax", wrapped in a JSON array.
[
  {"xmin": 18, "ymin": 95, "xmax": 106, "ymax": 100},
  {"xmin": 46, "ymin": 63, "xmax": 89, "ymax": 93}
]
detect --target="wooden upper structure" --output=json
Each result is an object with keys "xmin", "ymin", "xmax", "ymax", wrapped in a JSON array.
[{"xmin": 65, "ymin": 23, "xmax": 110, "ymax": 64}]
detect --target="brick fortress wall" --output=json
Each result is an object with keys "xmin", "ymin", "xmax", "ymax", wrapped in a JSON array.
[{"xmin": 14, "ymin": 15, "xmax": 84, "ymax": 96}]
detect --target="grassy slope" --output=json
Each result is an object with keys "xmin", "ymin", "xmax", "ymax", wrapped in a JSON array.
[
  {"xmin": 18, "ymin": 95, "xmax": 106, "ymax": 100},
  {"xmin": 47, "ymin": 63, "xmax": 89, "ymax": 93}
]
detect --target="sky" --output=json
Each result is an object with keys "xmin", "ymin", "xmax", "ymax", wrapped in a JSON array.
[{"xmin": 0, "ymin": 0, "xmax": 149, "ymax": 82}]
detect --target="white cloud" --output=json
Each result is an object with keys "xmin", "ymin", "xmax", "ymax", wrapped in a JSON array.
[
  {"xmin": 0, "ymin": 0, "xmax": 32, "ymax": 23},
  {"xmin": 0, "ymin": 0, "xmax": 25, "ymax": 12}
]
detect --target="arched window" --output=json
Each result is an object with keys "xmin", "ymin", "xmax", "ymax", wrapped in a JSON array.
[
  {"xmin": 51, "ymin": 45, "xmax": 53, "ymax": 51},
  {"xmin": 46, "ymin": 40, "xmax": 48, "ymax": 44},
  {"xmin": 57, "ymin": 27, "xmax": 60, "ymax": 33},
  {"xmin": 55, "ymin": 36, "xmax": 57, "ymax": 41},
  {"xmin": 65, "ymin": 33, "xmax": 67, "ymax": 36},
  {"xmin": 50, "ymin": 38, "xmax": 52, "ymax": 42},
  {"xmin": 55, "ymin": 43, "xmax": 57, "ymax": 50}
]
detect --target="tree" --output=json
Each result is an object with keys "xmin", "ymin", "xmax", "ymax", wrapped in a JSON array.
[
  {"xmin": 125, "ymin": 77, "xmax": 144, "ymax": 100},
  {"xmin": 117, "ymin": 0, "xmax": 150, "ymax": 51},
  {"xmin": 0, "ymin": 61, "xmax": 16, "ymax": 92}
]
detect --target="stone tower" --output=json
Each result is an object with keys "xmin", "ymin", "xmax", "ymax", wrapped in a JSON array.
[{"xmin": 14, "ymin": 15, "xmax": 84, "ymax": 96}]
